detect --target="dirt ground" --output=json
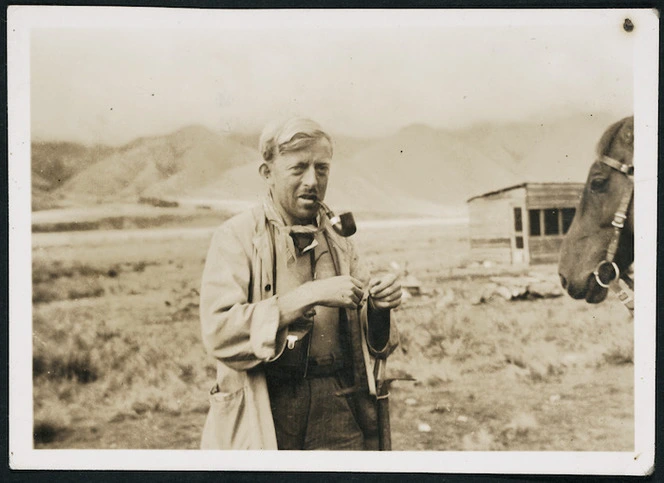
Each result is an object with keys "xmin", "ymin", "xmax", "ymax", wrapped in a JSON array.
[{"xmin": 31, "ymin": 220, "xmax": 634, "ymax": 451}]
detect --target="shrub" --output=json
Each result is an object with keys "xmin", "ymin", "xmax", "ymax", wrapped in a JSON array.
[
  {"xmin": 32, "ymin": 285, "xmax": 63, "ymax": 304},
  {"xmin": 33, "ymin": 345, "xmax": 99, "ymax": 383},
  {"xmin": 67, "ymin": 281, "xmax": 105, "ymax": 300},
  {"xmin": 602, "ymin": 343, "xmax": 634, "ymax": 365},
  {"xmin": 34, "ymin": 420, "xmax": 69, "ymax": 445}
]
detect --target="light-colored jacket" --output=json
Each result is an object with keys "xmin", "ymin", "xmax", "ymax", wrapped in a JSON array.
[{"xmin": 199, "ymin": 204, "xmax": 398, "ymax": 450}]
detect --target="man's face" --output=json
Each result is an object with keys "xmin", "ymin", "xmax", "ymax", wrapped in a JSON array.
[{"xmin": 268, "ymin": 138, "xmax": 332, "ymax": 225}]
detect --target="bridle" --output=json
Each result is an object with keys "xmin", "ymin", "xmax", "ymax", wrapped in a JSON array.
[{"xmin": 592, "ymin": 155, "xmax": 634, "ymax": 315}]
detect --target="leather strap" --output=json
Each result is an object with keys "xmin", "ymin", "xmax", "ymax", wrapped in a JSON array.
[
  {"xmin": 592, "ymin": 155, "xmax": 634, "ymax": 290},
  {"xmin": 610, "ymin": 279, "xmax": 634, "ymax": 317},
  {"xmin": 593, "ymin": 156, "xmax": 634, "ymax": 317},
  {"xmin": 604, "ymin": 182, "xmax": 633, "ymax": 264},
  {"xmin": 600, "ymin": 155, "xmax": 634, "ymax": 175}
]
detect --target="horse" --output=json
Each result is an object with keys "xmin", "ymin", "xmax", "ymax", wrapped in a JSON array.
[{"xmin": 558, "ymin": 116, "xmax": 634, "ymax": 314}]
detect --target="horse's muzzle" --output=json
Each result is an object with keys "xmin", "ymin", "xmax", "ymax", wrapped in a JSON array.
[
  {"xmin": 585, "ymin": 273, "xmax": 609, "ymax": 303},
  {"xmin": 559, "ymin": 271, "xmax": 608, "ymax": 303}
]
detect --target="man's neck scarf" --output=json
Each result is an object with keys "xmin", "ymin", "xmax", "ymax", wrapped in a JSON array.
[{"xmin": 263, "ymin": 194, "xmax": 321, "ymax": 262}]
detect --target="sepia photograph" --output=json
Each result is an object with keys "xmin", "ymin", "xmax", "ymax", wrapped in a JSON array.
[{"xmin": 8, "ymin": 6, "xmax": 658, "ymax": 474}]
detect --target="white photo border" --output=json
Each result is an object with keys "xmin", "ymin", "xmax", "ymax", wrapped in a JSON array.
[{"xmin": 8, "ymin": 6, "xmax": 659, "ymax": 475}]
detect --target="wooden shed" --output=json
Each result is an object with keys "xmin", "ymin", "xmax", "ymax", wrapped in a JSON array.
[{"xmin": 467, "ymin": 182, "xmax": 584, "ymax": 265}]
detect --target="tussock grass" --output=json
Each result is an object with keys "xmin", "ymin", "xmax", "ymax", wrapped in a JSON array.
[
  {"xmin": 392, "ymin": 272, "xmax": 633, "ymax": 385},
  {"xmin": 31, "ymin": 227, "xmax": 633, "ymax": 449},
  {"xmin": 34, "ymin": 420, "xmax": 71, "ymax": 445},
  {"xmin": 32, "ymin": 258, "xmax": 163, "ymax": 304},
  {"xmin": 602, "ymin": 342, "xmax": 634, "ymax": 365},
  {"xmin": 32, "ymin": 284, "xmax": 212, "ymax": 447}
]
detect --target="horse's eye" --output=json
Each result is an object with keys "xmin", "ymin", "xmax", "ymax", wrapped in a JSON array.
[{"xmin": 590, "ymin": 177, "xmax": 609, "ymax": 192}]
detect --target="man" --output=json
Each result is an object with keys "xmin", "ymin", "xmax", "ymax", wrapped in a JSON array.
[{"xmin": 199, "ymin": 117, "xmax": 401, "ymax": 450}]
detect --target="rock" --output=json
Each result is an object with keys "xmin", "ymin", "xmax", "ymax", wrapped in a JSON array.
[
  {"xmin": 462, "ymin": 428, "xmax": 496, "ymax": 451},
  {"xmin": 504, "ymin": 413, "xmax": 539, "ymax": 436},
  {"xmin": 562, "ymin": 354, "xmax": 580, "ymax": 367},
  {"xmin": 410, "ymin": 324, "xmax": 432, "ymax": 348},
  {"xmin": 528, "ymin": 281, "xmax": 563, "ymax": 298},
  {"xmin": 504, "ymin": 364, "xmax": 530, "ymax": 380},
  {"xmin": 418, "ymin": 423, "xmax": 432, "ymax": 432},
  {"xmin": 424, "ymin": 374, "xmax": 447, "ymax": 387},
  {"xmin": 430, "ymin": 403, "xmax": 451, "ymax": 414},
  {"xmin": 457, "ymin": 415, "xmax": 468, "ymax": 423},
  {"xmin": 402, "ymin": 274, "xmax": 422, "ymax": 296},
  {"xmin": 511, "ymin": 285, "xmax": 527, "ymax": 298},
  {"xmin": 109, "ymin": 412, "xmax": 127, "ymax": 423},
  {"xmin": 131, "ymin": 402, "xmax": 150, "ymax": 415},
  {"xmin": 528, "ymin": 360, "xmax": 549, "ymax": 381},
  {"xmin": 549, "ymin": 394, "xmax": 561, "ymax": 403},
  {"xmin": 478, "ymin": 282, "xmax": 498, "ymax": 302},
  {"xmin": 405, "ymin": 398, "xmax": 418, "ymax": 406},
  {"xmin": 435, "ymin": 289, "xmax": 455, "ymax": 309},
  {"xmin": 480, "ymin": 276, "xmax": 564, "ymax": 301},
  {"xmin": 495, "ymin": 285, "xmax": 513, "ymax": 300}
]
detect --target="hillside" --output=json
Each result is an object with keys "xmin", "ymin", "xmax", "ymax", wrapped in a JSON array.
[
  {"xmin": 33, "ymin": 112, "xmax": 626, "ymax": 216},
  {"xmin": 31, "ymin": 141, "xmax": 114, "ymax": 210},
  {"xmin": 192, "ymin": 158, "xmax": 451, "ymax": 217},
  {"xmin": 341, "ymin": 124, "xmax": 517, "ymax": 209},
  {"xmin": 56, "ymin": 125, "xmax": 255, "ymax": 202},
  {"xmin": 455, "ymin": 112, "xmax": 618, "ymax": 190}
]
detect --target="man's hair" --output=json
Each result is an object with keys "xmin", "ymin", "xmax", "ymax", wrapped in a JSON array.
[{"xmin": 259, "ymin": 117, "xmax": 333, "ymax": 163}]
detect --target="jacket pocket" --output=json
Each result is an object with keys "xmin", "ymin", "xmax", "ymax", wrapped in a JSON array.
[{"xmin": 201, "ymin": 386, "xmax": 250, "ymax": 450}]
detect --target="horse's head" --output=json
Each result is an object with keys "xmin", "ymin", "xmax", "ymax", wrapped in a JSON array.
[{"xmin": 558, "ymin": 116, "xmax": 634, "ymax": 303}]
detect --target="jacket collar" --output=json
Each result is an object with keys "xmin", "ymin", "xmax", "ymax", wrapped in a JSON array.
[{"xmin": 251, "ymin": 199, "xmax": 349, "ymax": 268}]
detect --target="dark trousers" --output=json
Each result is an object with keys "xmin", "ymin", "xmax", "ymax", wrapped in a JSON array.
[{"xmin": 266, "ymin": 374, "xmax": 365, "ymax": 450}]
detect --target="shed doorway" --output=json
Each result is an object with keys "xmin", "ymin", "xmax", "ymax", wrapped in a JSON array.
[{"xmin": 511, "ymin": 206, "xmax": 526, "ymax": 264}]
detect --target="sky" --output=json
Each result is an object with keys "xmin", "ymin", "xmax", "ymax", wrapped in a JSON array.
[{"xmin": 27, "ymin": 9, "xmax": 636, "ymax": 146}]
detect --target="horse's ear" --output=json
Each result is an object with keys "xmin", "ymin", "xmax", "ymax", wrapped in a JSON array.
[{"xmin": 620, "ymin": 118, "xmax": 634, "ymax": 147}]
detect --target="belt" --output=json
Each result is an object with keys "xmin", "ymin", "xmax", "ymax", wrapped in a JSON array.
[
  {"xmin": 265, "ymin": 354, "xmax": 345, "ymax": 380},
  {"xmin": 306, "ymin": 354, "xmax": 345, "ymax": 377}
]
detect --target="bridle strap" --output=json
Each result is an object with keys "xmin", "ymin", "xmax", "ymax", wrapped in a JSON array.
[
  {"xmin": 592, "ymin": 156, "xmax": 634, "ymax": 315},
  {"xmin": 610, "ymin": 279, "xmax": 634, "ymax": 317},
  {"xmin": 599, "ymin": 155, "xmax": 634, "ymax": 175},
  {"xmin": 604, "ymin": 180, "xmax": 633, "ymax": 264},
  {"xmin": 621, "ymin": 270, "xmax": 634, "ymax": 291}
]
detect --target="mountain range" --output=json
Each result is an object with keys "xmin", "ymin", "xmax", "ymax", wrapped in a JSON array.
[{"xmin": 32, "ymin": 112, "xmax": 620, "ymax": 216}]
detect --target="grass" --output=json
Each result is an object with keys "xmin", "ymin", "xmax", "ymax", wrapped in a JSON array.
[
  {"xmin": 32, "ymin": 259, "xmax": 161, "ymax": 304},
  {"xmin": 30, "ymin": 223, "xmax": 634, "ymax": 450},
  {"xmin": 32, "ymin": 245, "xmax": 215, "ymax": 446}
]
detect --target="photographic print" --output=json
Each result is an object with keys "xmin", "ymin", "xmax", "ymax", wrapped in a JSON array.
[{"xmin": 8, "ymin": 7, "xmax": 658, "ymax": 474}]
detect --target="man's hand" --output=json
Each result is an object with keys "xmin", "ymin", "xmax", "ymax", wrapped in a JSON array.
[
  {"xmin": 368, "ymin": 273, "xmax": 402, "ymax": 311},
  {"xmin": 277, "ymin": 275, "xmax": 363, "ymax": 328},
  {"xmin": 311, "ymin": 275, "xmax": 365, "ymax": 309}
]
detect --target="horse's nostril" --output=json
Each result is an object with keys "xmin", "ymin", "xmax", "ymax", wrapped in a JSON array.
[{"xmin": 559, "ymin": 274, "xmax": 568, "ymax": 289}]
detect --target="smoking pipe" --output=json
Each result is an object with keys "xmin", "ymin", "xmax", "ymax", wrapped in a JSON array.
[{"xmin": 317, "ymin": 200, "xmax": 357, "ymax": 237}]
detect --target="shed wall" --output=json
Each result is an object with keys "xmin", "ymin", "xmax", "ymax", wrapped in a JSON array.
[
  {"xmin": 525, "ymin": 184, "xmax": 584, "ymax": 264},
  {"xmin": 526, "ymin": 184, "xmax": 584, "ymax": 209},
  {"xmin": 468, "ymin": 188, "xmax": 526, "ymax": 264},
  {"xmin": 529, "ymin": 237, "xmax": 564, "ymax": 264}
]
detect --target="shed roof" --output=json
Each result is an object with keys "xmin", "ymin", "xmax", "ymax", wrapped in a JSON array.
[{"xmin": 466, "ymin": 182, "xmax": 585, "ymax": 203}]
